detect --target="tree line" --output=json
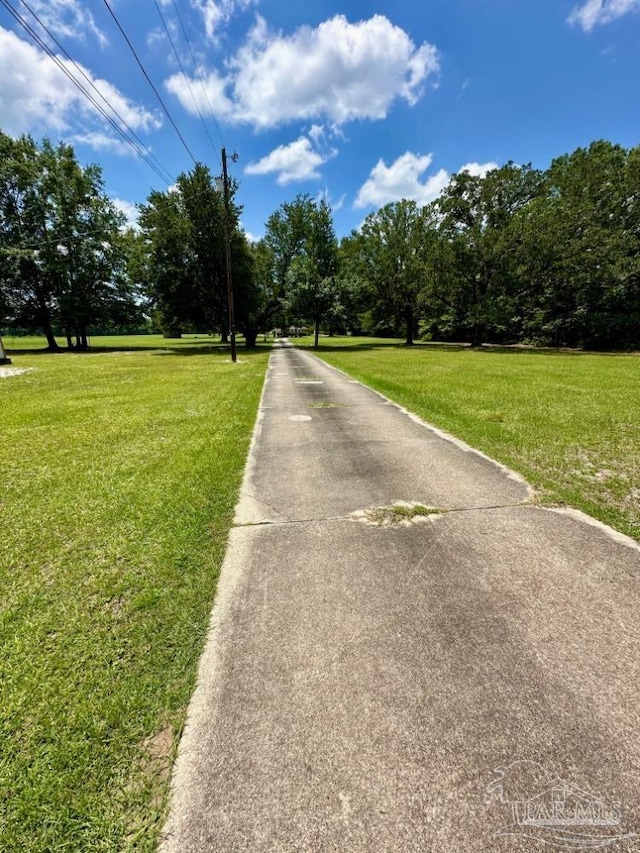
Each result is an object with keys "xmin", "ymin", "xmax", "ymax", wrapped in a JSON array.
[
  {"xmin": 1, "ymin": 132, "xmax": 638, "ymax": 351},
  {"xmin": 333, "ymin": 140, "xmax": 639, "ymax": 350},
  {"xmin": 0, "ymin": 132, "xmax": 138, "ymax": 349}
]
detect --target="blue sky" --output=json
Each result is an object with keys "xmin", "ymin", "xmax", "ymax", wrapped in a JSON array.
[{"xmin": 1, "ymin": 0, "xmax": 639, "ymax": 239}]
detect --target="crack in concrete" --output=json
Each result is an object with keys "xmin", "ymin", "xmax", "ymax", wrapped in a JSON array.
[
  {"xmin": 233, "ymin": 499, "xmax": 534, "ymax": 528},
  {"xmin": 235, "ymin": 490, "xmax": 290, "ymax": 525}
]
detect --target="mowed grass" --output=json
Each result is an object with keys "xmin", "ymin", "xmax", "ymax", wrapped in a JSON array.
[
  {"xmin": 1, "ymin": 335, "xmax": 269, "ymax": 851},
  {"xmin": 3, "ymin": 332, "xmax": 234, "ymax": 352},
  {"xmin": 303, "ymin": 337, "xmax": 639, "ymax": 541}
]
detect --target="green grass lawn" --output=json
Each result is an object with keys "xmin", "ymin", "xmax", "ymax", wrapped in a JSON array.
[
  {"xmin": 1, "ymin": 335, "xmax": 269, "ymax": 851},
  {"xmin": 301, "ymin": 336, "xmax": 640, "ymax": 541},
  {"xmin": 3, "ymin": 331, "xmax": 239, "ymax": 352},
  {"xmin": 2, "ymin": 330, "xmax": 638, "ymax": 849}
]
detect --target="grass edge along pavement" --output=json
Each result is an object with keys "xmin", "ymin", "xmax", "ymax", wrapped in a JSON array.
[
  {"xmin": 0, "ymin": 335, "xmax": 269, "ymax": 851},
  {"xmin": 298, "ymin": 336, "xmax": 640, "ymax": 543}
]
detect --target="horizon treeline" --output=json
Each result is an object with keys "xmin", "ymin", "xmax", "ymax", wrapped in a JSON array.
[
  {"xmin": 1, "ymin": 132, "xmax": 638, "ymax": 350},
  {"xmin": 334, "ymin": 139, "xmax": 640, "ymax": 350}
]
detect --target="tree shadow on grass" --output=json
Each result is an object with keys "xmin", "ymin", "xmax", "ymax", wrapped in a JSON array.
[
  {"xmin": 476, "ymin": 344, "xmax": 639, "ymax": 358},
  {"xmin": 296, "ymin": 340, "xmax": 469, "ymax": 355},
  {"xmin": 5, "ymin": 347, "xmax": 61, "ymax": 356},
  {"xmin": 296, "ymin": 339, "xmax": 639, "ymax": 358},
  {"xmin": 7, "ymin": 337, "xmax": 636, "ymax": 358},
  {"xmin": 152, "ymin": 343, "xmax": 272, "ymax": 357},
  {"xmin": 4, "ymin": 344, "xmax": 215, "ymax": 356},
  {"xmin": 6, "ymin": 342, "xmax": 272, "ymax": 357}
]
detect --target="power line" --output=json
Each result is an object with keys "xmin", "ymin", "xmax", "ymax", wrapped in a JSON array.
[
  {"xmin": 16, "ymin": 0, "xmax": 175, "ymax": 185},
  {"xmin": 150, "ymin": 0, "xmax": 220, "ymax": 166},
  {"xmin": 169, "ymin": 0, "xmax": 226, "ymax": 153},
  {"xmin": 0, "ymin": 0, "xmax": 175, "ymax": 186},
  {"xmin": 101, "ymin": 0, "xmax": 197, "ymax": 166}
]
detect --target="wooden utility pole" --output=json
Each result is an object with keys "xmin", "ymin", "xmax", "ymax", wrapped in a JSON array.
[{"xmin": 221, "ymin": 147, "xmax": 237, "ymax": 363}]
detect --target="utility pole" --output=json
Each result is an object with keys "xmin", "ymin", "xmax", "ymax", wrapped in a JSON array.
[{"xmin": 220, "ymin": 147, "xmax": 238, "ymax": 363}]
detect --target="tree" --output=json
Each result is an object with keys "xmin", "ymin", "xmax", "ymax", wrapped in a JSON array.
[
  {"xmin": 358, "ymin": 200, "xmax": 437, "ymax": 345},
  {"xmin": 138, "ymin": 189, "xmax": 194, "ymax": 337},
  {"xmin": 333, "ymin": 233, "xmax": 372, "ymax": 334},
  {"xmin": 232, "ymin": 231, "xmax": 264, "ymax": 347},
  {"xmin": 264, "ymin": 194, "xmax": 316, "ymax": 294},
  {"xmin": 177, "ymin": 163, "xmax": 228, "ymax": 334},
  {"xmin": 287, "ymin": 260, "xmax": 339, "ymax": 347},
  {"xmin": 512, "ymin": 141, "xmax": 640, "ymax": 348},
  {"xmin": 137, "ymin": 163, "xmax": 256, "ymax": 342},
  {"xmin": 0, "ymin": 335, "xmax": 10, "ymax": 364},
  {"xmin": 40, "ymin": 140, "xmax": 133, "ymax": 348},
  {"xmin": 0, "ymin": 132, "xmax": 137, "ymax": 349},
  {"xmin": 235, "ymin": 238, "xmax": 274, "ymax": 345},
  {"xmin": 435, "ymin": 163, "xmax": 543, "ymax": 346},
  {"xmin": 257, "ymin": 194, "xmax": 319, "ymax": 332},
  {"xmin": 286, "ymin": 199, "xmax": 339, "ymax": 346},
  {"xmin": 244, "ymin": 194, "xmax": 341, "ymax": 341},
  {"xmin": 0, "ymin": 133, "xmax": 60, "ymax": 349},
  {"xmin": 138, "ymin": 165, "xmax": 224, "ymax": 337}
]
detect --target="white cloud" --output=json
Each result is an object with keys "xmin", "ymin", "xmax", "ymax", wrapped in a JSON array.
[
  {"xmin": 354, "ymin": 153, "xmax": 499, "ymax": 209},
  {"xmin": 26, "ymin": 0, "xmax": 108, "ymax": 47},
  {"xmin": 70, "ymin": 132, "xmax": 133, "ymax": 157},
  {"xmin": 242, "ymin": 228, "xmax": 260, "ymax": 243},
  {"xmin": 317, "ymin": 188, "xmax": 345, "ymax": 212},
  {"xmin": 165, "ymin": 68, "xmax": 236, "ymax": 122},
  {"xmin": 0, "ymin": 27, "xmax": 161, "ymax": 139},
  {"xmin": 147, "ymin": 27, "xmax": 166, "ymax": 49},
  {"xmin": 568, "ymin": 0, "xmax": 640, "ymax": 30},
  {"xmin": 194, "ymin": 0, "xmax": 259, "ymax": 41},
  {"xmin": 245, "ymin": 136, "xmax": 334, "ymax": 184},
  {"xmin": 459, "ymin": 161, "xmax": 498, "ymax": 178},
  {"xmin": 167, "ymin": 14, "xmax": 439, "ymax": 130},
  {"xmin": 308, "ymin": 124, "xmax": 326, "ymax": 146},
  {"xmin": 354, "ymin": 153, "xmax": 449, "ymax": 208},
  {"xmin": 111, "ymin": 198, "xmax": 140, "ymax": 230}
]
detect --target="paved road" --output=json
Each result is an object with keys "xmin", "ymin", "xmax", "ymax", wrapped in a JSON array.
[{"xmin": 161, "ymin": 342, "xmax": 640, "ymax": 852}]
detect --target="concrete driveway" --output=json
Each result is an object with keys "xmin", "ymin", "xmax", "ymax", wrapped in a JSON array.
[{"xmin": 161, "ymin": 342, "xmax": 640, "ymax": 852}]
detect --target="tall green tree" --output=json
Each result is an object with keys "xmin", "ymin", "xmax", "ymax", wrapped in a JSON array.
[
  {"xmin": 264, "ymin": 194, "xmax": 317, "ymax": 295},
  {"xmin": 513, "ymin": 141, "xmax": 640, "ymax": 348},
  {"xmin": 178, "ymin": 164, "xmax": 228, "ymax": 333},
  {"xmin": 332, "ymin": 233, "xmax": 373, "ymax": 334},
  {"xmin": 247, "ymin": 194, "xmax": 340, "ymax": 340},
  {"xmin": 239, "ymin": 238, "xmax": 276, "ymax": 345},
  {"xmin": 257, "ymin": 194, "xmax": 319, "ymax": 332},
  {"xmin": 358, "ymin": 199, "xmax": 438, "ymax": 345},
  {"xmin": 435, "ymin": 163, "xmax": 543, "ymax": 345},
  {"xmin": 232, "ymin": 231, "xmax": 264, "ymax": 347},
  {"xmin": 138, "ymin": 165, "xmax": 221, "ymax": 337},
  {"xmin": 286, "ymin": 199, "xmax": 339, "ymax": 347},
  {"xmin": 139, "ymin": 163, "xmax": 263, "ymax": 344},
  {"xmin": 0, "ymin": 132, "xmax": 137, "ymax": 348},
  {"xmin": 40, "ymin": 140, "xmax": 132, "ymax": 348},
  {"xmin": 0, "ymin": 133, "xmax": 59, "ymax": 348},
  {"xmin": 138, "ymin": 188, "xmax": 194, "ymax": 337}
]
